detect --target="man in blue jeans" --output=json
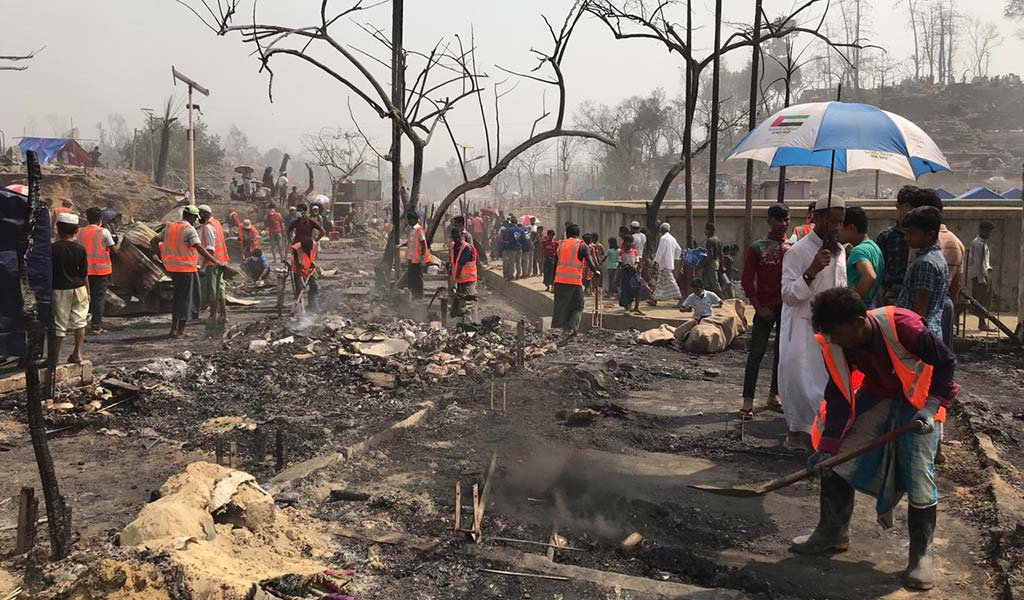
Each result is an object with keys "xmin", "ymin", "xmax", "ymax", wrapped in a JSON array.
[{"xmin": 739, "ymin": 204, "xmax": 791, "ymax": 419}]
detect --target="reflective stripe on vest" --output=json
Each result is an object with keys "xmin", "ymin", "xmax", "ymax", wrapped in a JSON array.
[
  {"xmin": 206, "ymin": 218, "xmax": 230, "ymax": 265},
  {"xmin": 161, "ymin": 221, "xmax": 198, "ymax": 273},
  {"xmin": 79, "ymin": 224, "xmax": 112, "ymax": 276},
  {"xmin": 553, "ymin": 239, "xmax": 585, "ymax": 286},
  {"xmin": 406, "ymin": 225, "xmax": 430, "ymax": 264},
  {"xmin": 810, "ymin": 306, "xmax": 946, "ymax": 450},
  {"xmin": 453, "ymin": 242, "xmax": 478, "ymax": 284},
  {"xmin": 291, "ymin": 242, "xmax": 317, "ymax": 277}
]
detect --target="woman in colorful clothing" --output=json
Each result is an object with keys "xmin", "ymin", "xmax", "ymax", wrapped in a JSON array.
[{"xmin": 617, "ymin": 234, "xmax": 641, "ymax": 313}]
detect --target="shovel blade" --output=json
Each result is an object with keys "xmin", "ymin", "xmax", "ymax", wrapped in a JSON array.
[{"xmin": 687, "ymin": 483, "xmax": 765, "ymax": 498}]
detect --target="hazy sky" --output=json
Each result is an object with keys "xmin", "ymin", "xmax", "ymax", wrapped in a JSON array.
[{"xmin": 2, "ymin": 0, "xmax": 1019, "ymax": 170}]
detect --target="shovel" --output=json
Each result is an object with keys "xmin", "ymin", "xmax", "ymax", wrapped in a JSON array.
[{"xmin": 688, "ymin": 421, "xmax": 924, "ymax": 498}]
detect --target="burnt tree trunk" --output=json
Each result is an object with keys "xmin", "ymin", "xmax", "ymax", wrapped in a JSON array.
[
  {"xmin": 743, "ymin": 0, "xmax": 763, "ymax": 254},
  {"xmin": 684, "ymin": 2, "xmax": 694, "ymax": 249},
  {"xmin": 20, "ymin": 151, "xmax": 73, "ymax": 560},
  {"xmin": 384, "ymin": 0, "xmax": 405, "ymax": 277},
  {"xmin": 776, "ymin": 80, "xmax": 792, "ymax": 204},
  {"xmin": 706, "ymin": 0, "xmax": 723, "ymax": 223},
  {"xmin": 155, "ymin": 120, "xmax": 172, "ymax": 187},
  {"xmin": 305, "ymin": 163, "xmax": 315, "ymax": 196}
]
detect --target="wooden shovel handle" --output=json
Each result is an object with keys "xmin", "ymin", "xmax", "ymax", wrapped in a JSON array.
[{"xmin": 761, "ymin": 422, "xmax": 923, "ymax": 495}]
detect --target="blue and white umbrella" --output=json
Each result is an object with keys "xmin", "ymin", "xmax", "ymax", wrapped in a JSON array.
[{"xmin": 727, "ymin": 101, "xmax": 949, "ymax": 181}]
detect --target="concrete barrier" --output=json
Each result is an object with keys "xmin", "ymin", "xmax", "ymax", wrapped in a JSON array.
[{"xmin": 558, "ymin": 198, "xmax": 1023, "ymax": 312}]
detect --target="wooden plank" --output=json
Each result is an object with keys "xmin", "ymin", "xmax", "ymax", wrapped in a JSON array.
[
  {"xmin": 330, "ymin": 525, "xmax": 441, "ymax": 552},
  {"xmin": 14, "ymin": 487, "xmax": 37, "ymax": 555}
]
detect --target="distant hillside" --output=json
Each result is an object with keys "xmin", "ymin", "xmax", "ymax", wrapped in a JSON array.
[{"xmin": 802, "ymin": 77, "xmax": 1024, "ymax": 174}]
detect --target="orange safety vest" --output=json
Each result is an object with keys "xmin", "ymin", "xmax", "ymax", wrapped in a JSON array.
[
  {"xmin": 53, "ymin": 206, "xmax": 72, "ymax": 224},
  {"xmin": 161, "ymin": 221, "xmax": 198, "ymax": 273},
  {"xmin": 242, "ymin": 225, "xmax": 260, "ymax": 252},
  {"xmin": 291, "ymin": 242, "xmax": 317, "ymax": 278},
  {"xmin": 78, "ymin": 224, "xmax": 112, "ymax": 276},
  {"xmin": 811, "ymin": 306, "xmax": 948, "ymax": 450},
  {"xmin": 792, "ymin": 223, "xmax": 814, "ymax": 241},
  {"xmin": 452, "ymin": 241, "xmax": 478, "ymax": 284},
  {"xmin": 405, "ymin": 224, "xmax": 431, "ymax": 264},
  {"xmin": 553, "ymin": 238, "xmax": 585, "ymax": 286},
  {"xmin": 204, "ymin": 218, "xmax": 230, "ymax": 266}
]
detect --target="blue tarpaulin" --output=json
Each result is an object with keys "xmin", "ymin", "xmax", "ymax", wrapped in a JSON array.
[
  {"xmin": 18, "ymin": 137, "xmax": 92, "ymax": 167},
  {"xmin": 934, "ymin": 187, "xmax": 955, "ymax": 199},
  {"xmin": 1002, "ymin": 187, "xmax": 1022, "ymax": 200},
  {"xmin": 0, "ymin": 188, "xmax": 53, "ymax": 358}
]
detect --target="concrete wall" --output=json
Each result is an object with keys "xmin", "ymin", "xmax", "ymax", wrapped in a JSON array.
[{"xmin": 557, "ymin": 198, "xmax": 1023, "ymax": 312}]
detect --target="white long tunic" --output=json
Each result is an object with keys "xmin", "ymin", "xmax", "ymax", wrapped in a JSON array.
[{"xmin": 778, "ymin": 230, "xmax": 847, "ymax": 434}]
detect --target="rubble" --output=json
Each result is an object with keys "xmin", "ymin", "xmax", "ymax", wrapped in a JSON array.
[{"xmin": 120, "ymin": 462, "xmax": 336, "ymax": 596}]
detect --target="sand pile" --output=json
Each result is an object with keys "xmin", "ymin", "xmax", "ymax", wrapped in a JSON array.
[{"xmin": 121, "ymin": 461, "xmax": 334, "ymax": 597}]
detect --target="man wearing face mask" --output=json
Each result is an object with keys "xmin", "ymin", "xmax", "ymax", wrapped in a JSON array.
[{"xmin": 778, "ymin": 198, "xmax": 847, "ymax": 452}]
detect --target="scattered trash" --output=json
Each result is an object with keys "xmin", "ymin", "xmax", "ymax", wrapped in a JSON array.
[
  {"xmin": 138, "ymin": 357, "xmax": 189, "ymax": 380},
  {"xmin": 249, "ymin": 340, "xmax": 269, "ymax": 353}
]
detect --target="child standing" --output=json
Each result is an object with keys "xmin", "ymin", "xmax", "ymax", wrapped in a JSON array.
[
  {"xmin": 680, "ymin": 278, "xmax": 722, "ymax": 321},
  {"xmin": 51, "ymin": 213, "xmax": 90, "ymax": 364},
  {"xmin": 604, "ymin": 237, "xmax": 620, "ymax": 295},
  {"xmin": 897, "ymin": 206, "xmax": 948, "ymax": 338}
]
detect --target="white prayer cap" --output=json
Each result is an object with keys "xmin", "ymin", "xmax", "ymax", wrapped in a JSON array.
[
  {"xmin": 197, "ymin": 204, "xmax": 212, "ymax": 214},
  {"xmin": 660, "ymin": 222, "xmax": 671, "ymax": 232},
  {"xmin": 57, "ymin": 213, "xmax": 79, "ymax": 225},
  {"xmin": 813, "ymin": 196, "xmax": 846, "ymax": 210},
  {"xmin": 630, "ymin": 220, "xmax": 640, "ymax": 228}
]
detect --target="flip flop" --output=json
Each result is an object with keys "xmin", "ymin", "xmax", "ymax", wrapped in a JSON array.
[{"xmin": 739, "ymin": 408, "xmax": 754, "ymax": 421}]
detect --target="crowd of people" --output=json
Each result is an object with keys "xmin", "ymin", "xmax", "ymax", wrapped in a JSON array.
[
  {"xmin": 508, "ymin": 191, "xmax": 989, "ymax": 591},
  {"xmin": 734, "ymin": 185, "xmax": 998, "ymax": 591}
]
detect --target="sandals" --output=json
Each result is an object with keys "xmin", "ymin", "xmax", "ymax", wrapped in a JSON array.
[
  {"xmin": 766, "ymin": 396, "xmax": 784, "ymax": 412},
  {"xmin": 739, "ymin": 408, "xmax": 754, "ymax": 421}
]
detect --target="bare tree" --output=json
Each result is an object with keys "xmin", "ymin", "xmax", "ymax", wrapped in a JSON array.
[
  {"xmin": 556, "ymin": 136, "xmax": 583, "ymax": 201},
  {"xmin": 0, "ymin": 46, "xmax": 45, "ymax": 71},
  {"xmin": 965, "ymin": 17, "xmax": 1003, "ymax": 78},
  {"xmin": 182, "ymin": 0, "xmax": 610, "ymax": 248},
  {"xmin": 302, "ymin": 127, "xmax": 371, "ymax": 183},
  {"xmin": 587, "ymin": 0, "xmax": 862, "ymax": 242},
  {"xmin": 906, "ymin": 0, "xmax": 922, "ymax": 79},
  {"xmin": 423, "ymin": 1, "xmax": 614, "ymax": 243}
]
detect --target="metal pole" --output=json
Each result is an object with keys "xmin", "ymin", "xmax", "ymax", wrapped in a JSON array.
[
  {"xmin": 131, "ymin": 128, "xmax": 139, "ymax": 171},
  {"xmin": 188, "ymin": 84, "xmax": 196, "ymax": 203}
]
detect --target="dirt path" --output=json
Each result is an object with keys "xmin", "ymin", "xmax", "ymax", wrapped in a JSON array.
[{"xmin": 279, "ymin": 338, "xmax": 1000, "ymax": 599}]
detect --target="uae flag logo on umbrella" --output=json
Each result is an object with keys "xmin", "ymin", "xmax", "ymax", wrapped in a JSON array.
[{"xmin": 770, "ymin": 114, "xmax": 809, "ymax": 129}]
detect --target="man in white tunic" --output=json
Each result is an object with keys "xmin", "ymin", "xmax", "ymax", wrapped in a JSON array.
[
  {"xmin": 652, "ymin": 222, "xmax": 682, "ymax": 302},
  {"xmin": 779, "ymin": 199, "xmax": 848, "ymax": 451}
]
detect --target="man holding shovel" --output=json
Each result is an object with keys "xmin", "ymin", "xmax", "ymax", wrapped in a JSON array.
[{"xmin": 796, "ymin": 287, "xmax": 957, "ymax": 591}]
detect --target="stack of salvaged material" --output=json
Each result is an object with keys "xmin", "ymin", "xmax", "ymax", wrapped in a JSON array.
[
  {"xmin": 636, "ymin": 299, "xmax": 749, "ymax": 353},
  {"xmin": 107, "ymin": 221, "xmax": 171, "ymax": 316}
]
